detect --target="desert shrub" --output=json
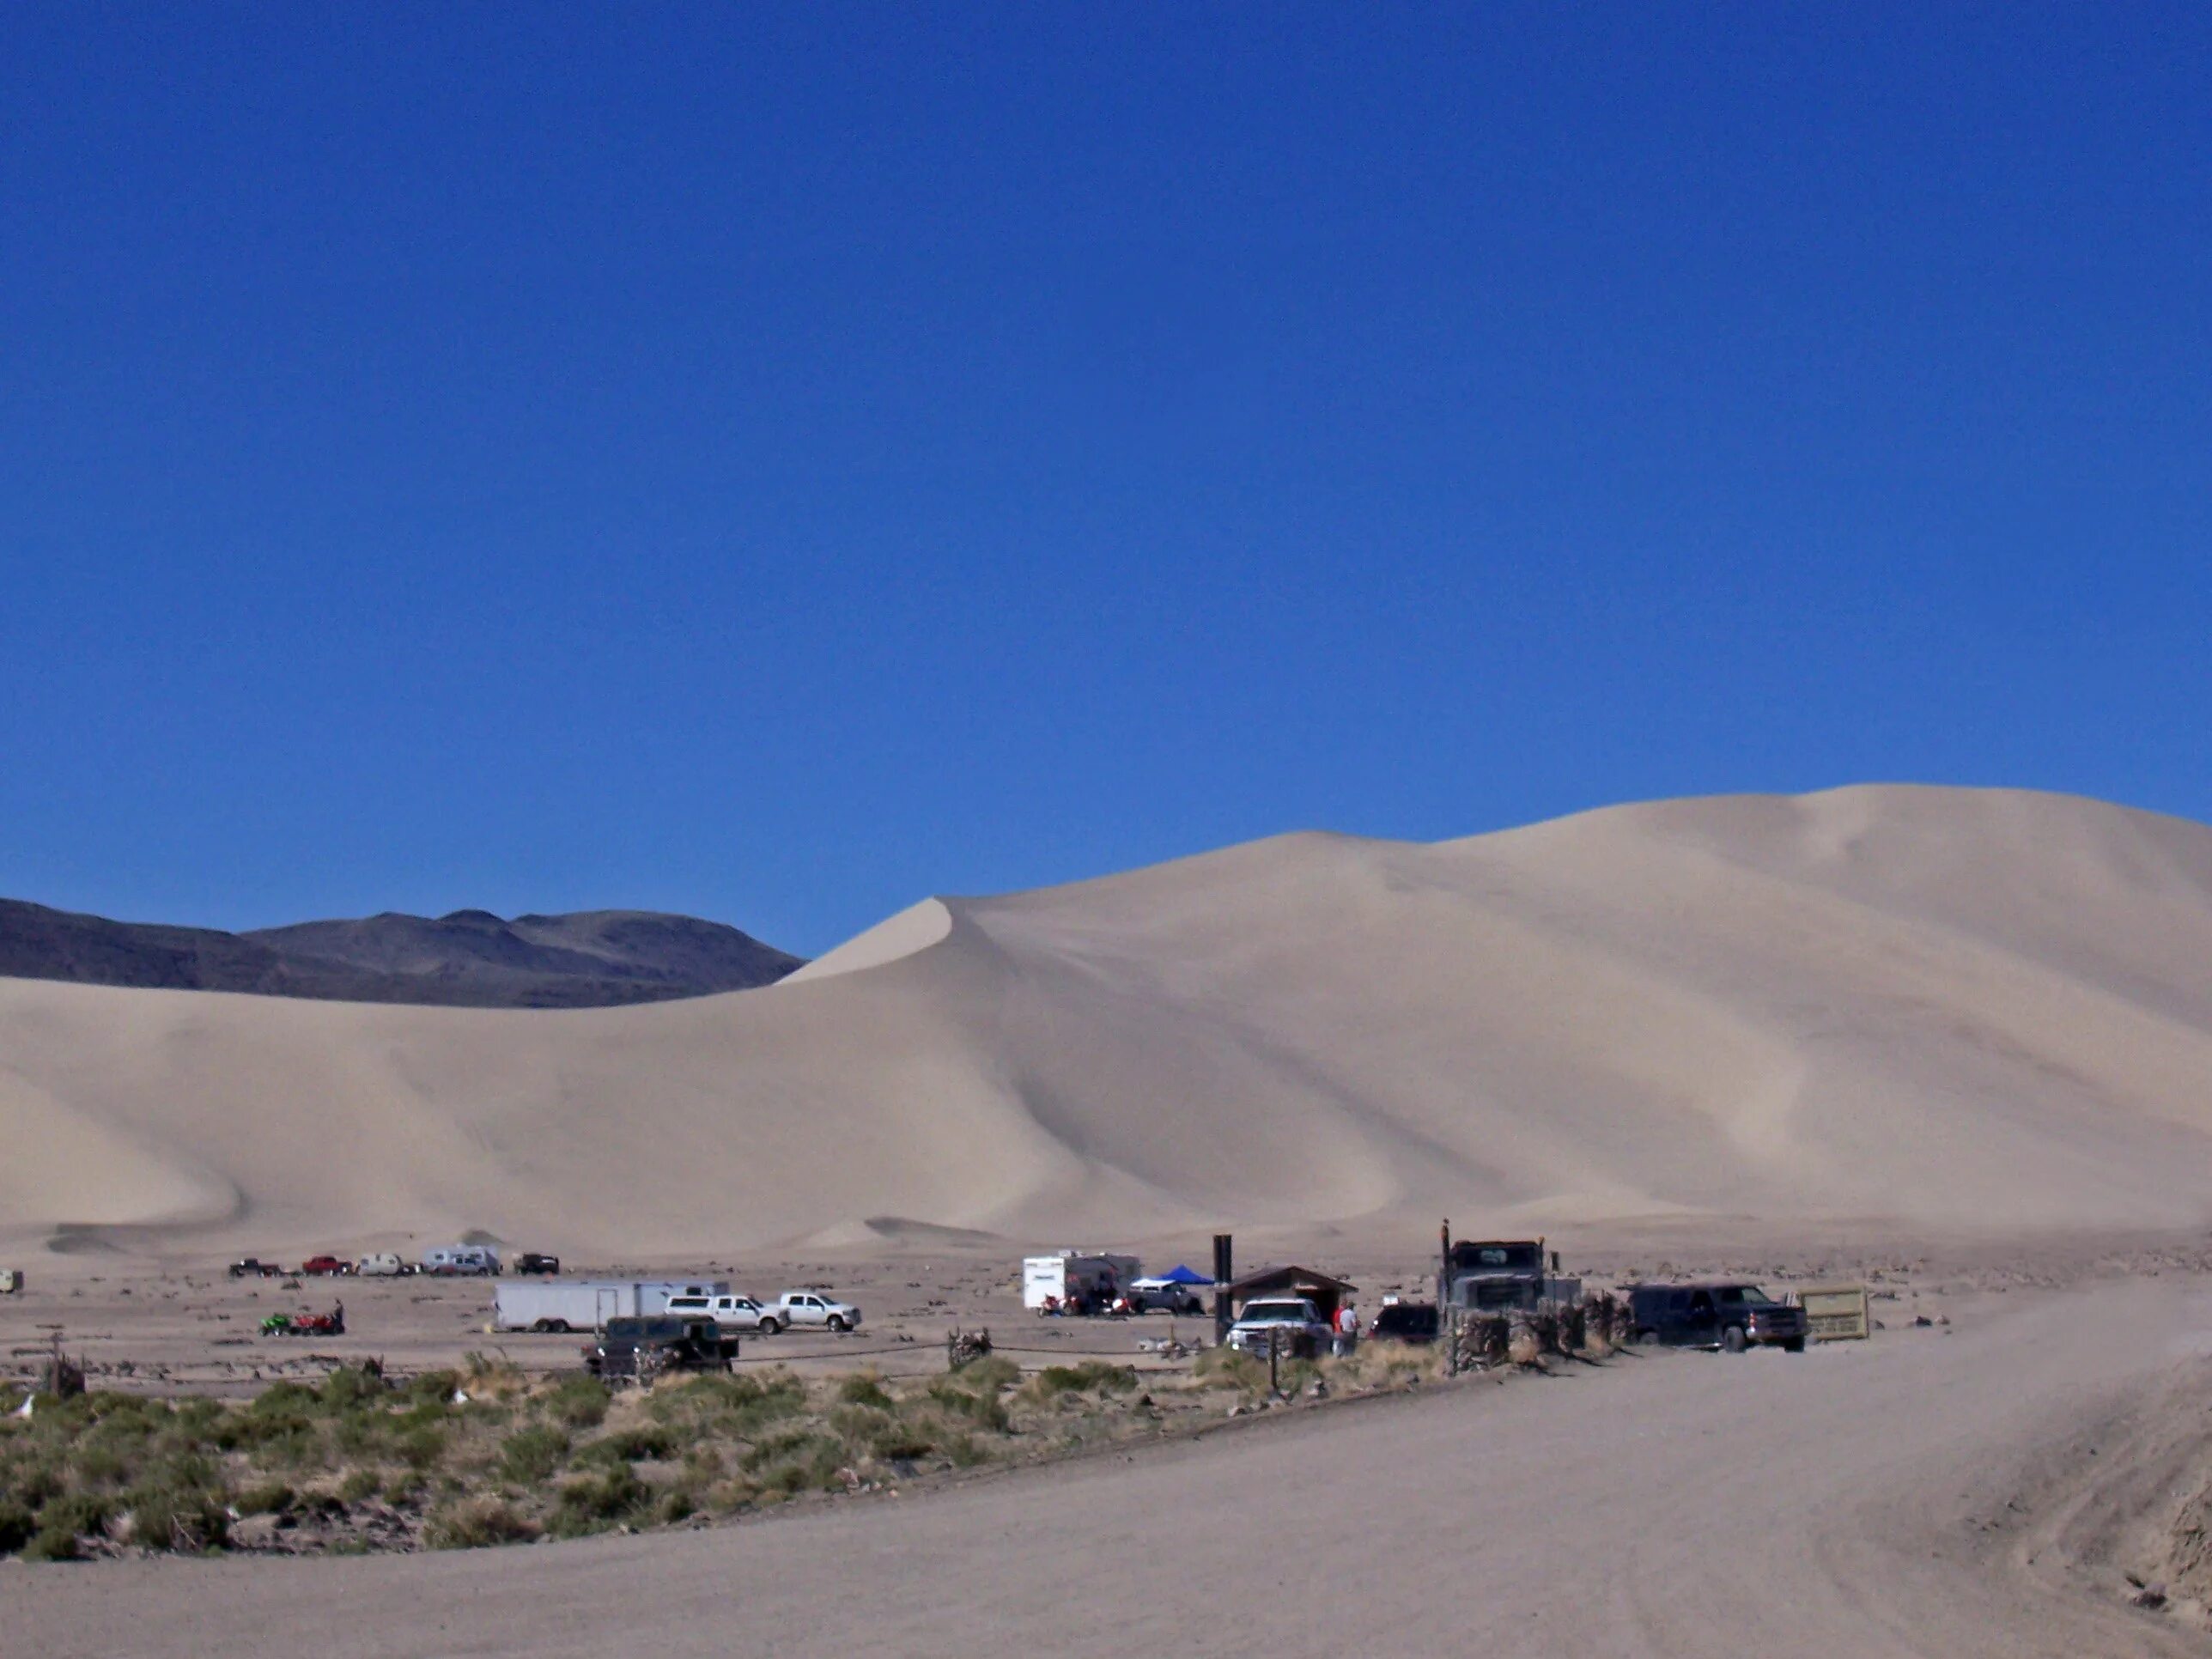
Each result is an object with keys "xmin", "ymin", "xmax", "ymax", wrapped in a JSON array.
[
  {"xmin": 395, "ymin": 1425, "xmax": 447, "ymax": 1471},
  {"xmin": 657, "ymin": 1487, "xmax": 697, "ymax": 1525},
  {"xmin": 942, "ymin": 1354, "xmax": 1018, "ymax": 1394},
  {"xmin": 546, "ymin": 1374, "xmax": 611, "ymax": 1429},
  {"xmin": 3, "ymin": 1455, "xmax": 65, "ymax": 1510},
  {"xmin": 548, "ymin": 1466, "xmax": 649, "ymax": 1536},
  {"xmin": 251, "ymin": 1381, "xmax": 322, "ymax": 1419},
  {"xmin": 498, "ymin": 1425, "xmax": 570, "ymax": 1484},
  {"xmin": 320, "ymin": 1365, "xmax": 390, "ymax": 1413},
  {"xmin": 944, "ymin": 1433, "xmax": 993, "ymax": 1468},
  {"xmin": 837, "ymin": 1373, "xmax": 894, "ymax": 1410},
  {"xmin": 1023, "ymin": 1362, "xmax": 1140, "ymax": 1407},
  {"xmin": 237, "ymin": 1480, "xmax": 295, "ymax": 1516},
  {"xmin": 742, "ymin": 1428, "xmax": 847, "ymax": 1495},
  {"xmin": 73, "ymin": 1443, "xmax": 129, "ymax": 1488},
  {"xmin": 461, "ymin": 1352, "xmax": 522, "ymax": 1389},
  {"xmin": 0, "ymin": 1500, "xmax": 35, "ymax": 1554},
  {"xmin": 666, "ymin": 1373, "xmax": 807, "ymax": 1440},
  {"xmin": 575, "ymin": 1424, "xmax": 677, "ymax": 1467},
  {"xmin": 1193, "ymin": 1347, "xmax": 1267, "ymax": 1390},
  {"xmin": 125, "ymin": 1476, "xmax": 228, "ymax": 1553},
  {"xmin": 25, "ymin": 1492, "xmax": 110, "ymax": 1559},
  {"xmin": 924, "ymin": 1379, "xmax": 1010, "ymax": 1431},
  {"xmin": 337, "ymin": 1468, "xmax": 382, "ymax": 1504},
  {"xmin": 424, "ymin": 1495, "xmax": 539, "ymax": 1550},
  {"xmin": 407, "ymin": 1370, "xmax": 462, "ymax": 1407}
]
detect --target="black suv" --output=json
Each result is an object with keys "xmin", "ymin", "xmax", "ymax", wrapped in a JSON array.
[
  {"xmin": 583, "ymin": 1316, "xmax": 737, "ymax": 1381},
  {"xmin": 1625, "ymin": 1282, "xmax": 1808, "ymax": 1352},
  {"xmin": 1365, "ymin": 1302, "xmax": 1440, "ymax": 1345},
  {"xmin": 514, "ymin": 1253, "xmax": 562, "ymax": 1276}
]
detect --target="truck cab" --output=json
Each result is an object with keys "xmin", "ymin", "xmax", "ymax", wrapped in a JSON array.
[{"xmin": 1225, "ymin": 1296, "xmax": 1331, "ymax": 1358}]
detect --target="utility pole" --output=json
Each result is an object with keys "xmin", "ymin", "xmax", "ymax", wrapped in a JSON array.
[{"xmin": 1212, "ymin": 1233, "xmax": 1233, "ymax": 1345}]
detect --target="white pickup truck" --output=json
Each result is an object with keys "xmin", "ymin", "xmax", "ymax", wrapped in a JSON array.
[
  {"xmin": 1224, "ymin": 1296, "xmax": 1332, "ymax": 1358},
  {"xmin": 662, "ymin": 1292, "xmax": 787, "ymax": 1334},
  {"xmin": 775, "ymin": 1290, "xmax": 861, "ymax": 1332}
]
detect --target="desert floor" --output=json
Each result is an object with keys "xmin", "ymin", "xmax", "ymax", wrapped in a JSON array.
[{"xmin": 7, "ymin": 1227, "xmax": 2211, "ymax": 1656}]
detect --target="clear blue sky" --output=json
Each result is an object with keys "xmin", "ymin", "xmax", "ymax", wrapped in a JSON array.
[{"xmin": 3, "ymin": 8, "xmax": 2207, "ymax": 956}]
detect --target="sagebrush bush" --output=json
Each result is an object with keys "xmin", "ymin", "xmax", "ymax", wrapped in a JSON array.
[
  {"xmin": 498, "ymin": 1425, "xmax": 569, "ymax": 1484},
  {"xmin": 837, "ymin": 1373, "xmax": 894, "ymax": 1410},
  {"xmin": 547, "ymin": 1374, "xmax": 610, "ymax": 1429},
  {"xmin": 425, "ymin": 1495, "xmax": 538, "ymax": 1550}
]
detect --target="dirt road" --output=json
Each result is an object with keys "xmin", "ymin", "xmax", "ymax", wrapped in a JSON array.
[{"xmin": 12, "ymin": 1279, "xmax": 2208, "ymax": 1658}]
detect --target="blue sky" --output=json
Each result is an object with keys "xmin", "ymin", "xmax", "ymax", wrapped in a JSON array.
[{"xmin": 3, "ymin": 8, "xmax": 2207, "ymax": 955}]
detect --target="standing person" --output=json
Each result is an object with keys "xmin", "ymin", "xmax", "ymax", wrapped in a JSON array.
[{"xmin": 1334, "ymin": 1300, "xmax": 1357, "ymax": 1356}]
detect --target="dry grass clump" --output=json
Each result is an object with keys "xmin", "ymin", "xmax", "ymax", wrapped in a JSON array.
[{"xmin": 425, "ymin": 1494, "xmax": 539, "ymax": 1550}]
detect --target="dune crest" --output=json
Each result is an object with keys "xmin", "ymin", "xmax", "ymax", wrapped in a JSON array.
[
  {"xmin": 5, "ymin": 785, "xmax": 2212, "ymax": 1258},
  {"xmin": 781, "ymin": 897, "xmax": 955, "ymax": 984}
]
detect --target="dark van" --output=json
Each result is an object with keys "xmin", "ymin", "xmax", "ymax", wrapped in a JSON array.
[{"xmin": 1625, "ymin": 1282, "xmax": 1808, "ymax": 1353}]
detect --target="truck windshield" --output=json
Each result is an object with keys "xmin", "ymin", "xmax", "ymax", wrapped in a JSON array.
[{"xmin": 1243, "ymin": 1304, "xmax": 1309, "ymax": 1322}]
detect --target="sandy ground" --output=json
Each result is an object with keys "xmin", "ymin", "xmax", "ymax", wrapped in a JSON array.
[
  {"xmin": 7, "ymin": 786, "xmax": 2212, "ymax": 1263},
  {"xmin": 10, "ymin": 1272, "xmax": 2209, "ymax": 1658}
]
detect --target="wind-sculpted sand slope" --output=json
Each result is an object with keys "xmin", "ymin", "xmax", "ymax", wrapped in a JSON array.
[{"xmin": 4, "ymin": 785, "xmax": 2212, "ymax": 1258}]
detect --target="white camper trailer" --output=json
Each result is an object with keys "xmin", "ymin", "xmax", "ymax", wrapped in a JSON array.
[
  {"xmin": 1022, "ymin": 1251, "xmax": 1142, "ymax": 1312},
  {"xmin": 494, "ymin": 1279, "xmax": 730, "ymax": 1333}
]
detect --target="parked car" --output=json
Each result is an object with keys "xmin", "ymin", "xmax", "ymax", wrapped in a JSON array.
[
  {"xmin": 1626, "ymin": 1282, "xmax": 1808, "ymax": 1353},
  {"xmin": 300, "ymin": 1255, "xmax": 353, "ymax": 1277},
  {"xmin": 665, "ymin": 1292, "xmax": 785, "ymax": 1334},
  {"xmin": 422, "ymin": 1244, "xmax": 501, "ymax": 1277},
  {"xmin": 1365, "ymin": 1301, "xmax": 1440, "ymax": 1345},
  {"xmin": 355, "ymin": 1253, "xmax": 409, "ymax": 1277},
  {"xmin": 1127, "ymin": 1279, "xmax": 1207, "ymax": 1316},
  {"xmin": 228, "ymin": 1258, "xmax": 286, "ymax": 1279},
  {"xmin": 775, "ymin": 1291, "xmax": 861, "ymax": 1332},
  {"xmin": 1225, "ymin": 1296, "xmax": 1333, "ymax": 1358},
  {"xmin": 583, "ymin": 1316, "xmax": 735, "ymax": 1381},
  {"xmin": 513, "ymin": 1252, "xmax": 562, "ymax": 1276}
]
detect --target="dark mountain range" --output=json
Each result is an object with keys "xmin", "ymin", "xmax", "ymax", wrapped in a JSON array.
[{"xmin": 0, "ymin": 900, "xmax": 804, "ymax": 1008}]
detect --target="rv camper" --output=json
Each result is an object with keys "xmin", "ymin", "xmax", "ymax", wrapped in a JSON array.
[{"xmin": 1022, "ymin": 1252, "xmax": 1141, "ymax": 1314}]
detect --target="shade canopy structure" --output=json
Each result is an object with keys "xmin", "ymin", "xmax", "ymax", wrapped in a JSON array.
[{"xmin": 1152, "ymin": 1264, "xmax": 1212, "ymax": 1285}]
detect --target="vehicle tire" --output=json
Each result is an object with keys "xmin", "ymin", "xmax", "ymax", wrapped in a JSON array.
[
  {"xmin": 1635, "ymin": 1327, "xmax": 1662, "ymax": 1346},
  {"xmin": 1783, "ymin": 1337, "xmax": 1804, "ymax": 1353},
  {"xmin": 827, "ymin": 1315, "xmax": 849, "ymax": 1334},
  {"xmin": 1723, "ymin": 1325, "xmax": 1747, "ymax": 1354},
  {"xmin": 758, "ymin": 1317, "xmax": 781, "ymax": 1335},
  {"xmin": 532, "ymin": 1319, "xmax": 552, "ymax": 1334}
]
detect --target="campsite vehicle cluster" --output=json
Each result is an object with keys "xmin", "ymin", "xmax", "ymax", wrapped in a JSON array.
[
  {"xmin": 226, "ymin": 1247, "xmax": 563, "ymax": 1281},
  {"xmin": 214, "ymin": 1235, "xmax": 1837, "ymax": 1364}
]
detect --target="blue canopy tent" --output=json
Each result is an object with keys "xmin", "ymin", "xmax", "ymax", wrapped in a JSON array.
[{"xmin": 1153, "ymin": 1264, "xmax": 1212, "ymax": 1285}]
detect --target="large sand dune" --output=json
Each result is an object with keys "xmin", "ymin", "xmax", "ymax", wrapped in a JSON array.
[{"xmin": 5, "ymin": 784, "xmax": 2212, "ymax": 1259}]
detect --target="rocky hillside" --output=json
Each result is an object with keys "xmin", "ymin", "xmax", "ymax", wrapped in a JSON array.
[{"xmin": 0, "ymin": 900, "xmax": 801, "ymax": 1008}]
